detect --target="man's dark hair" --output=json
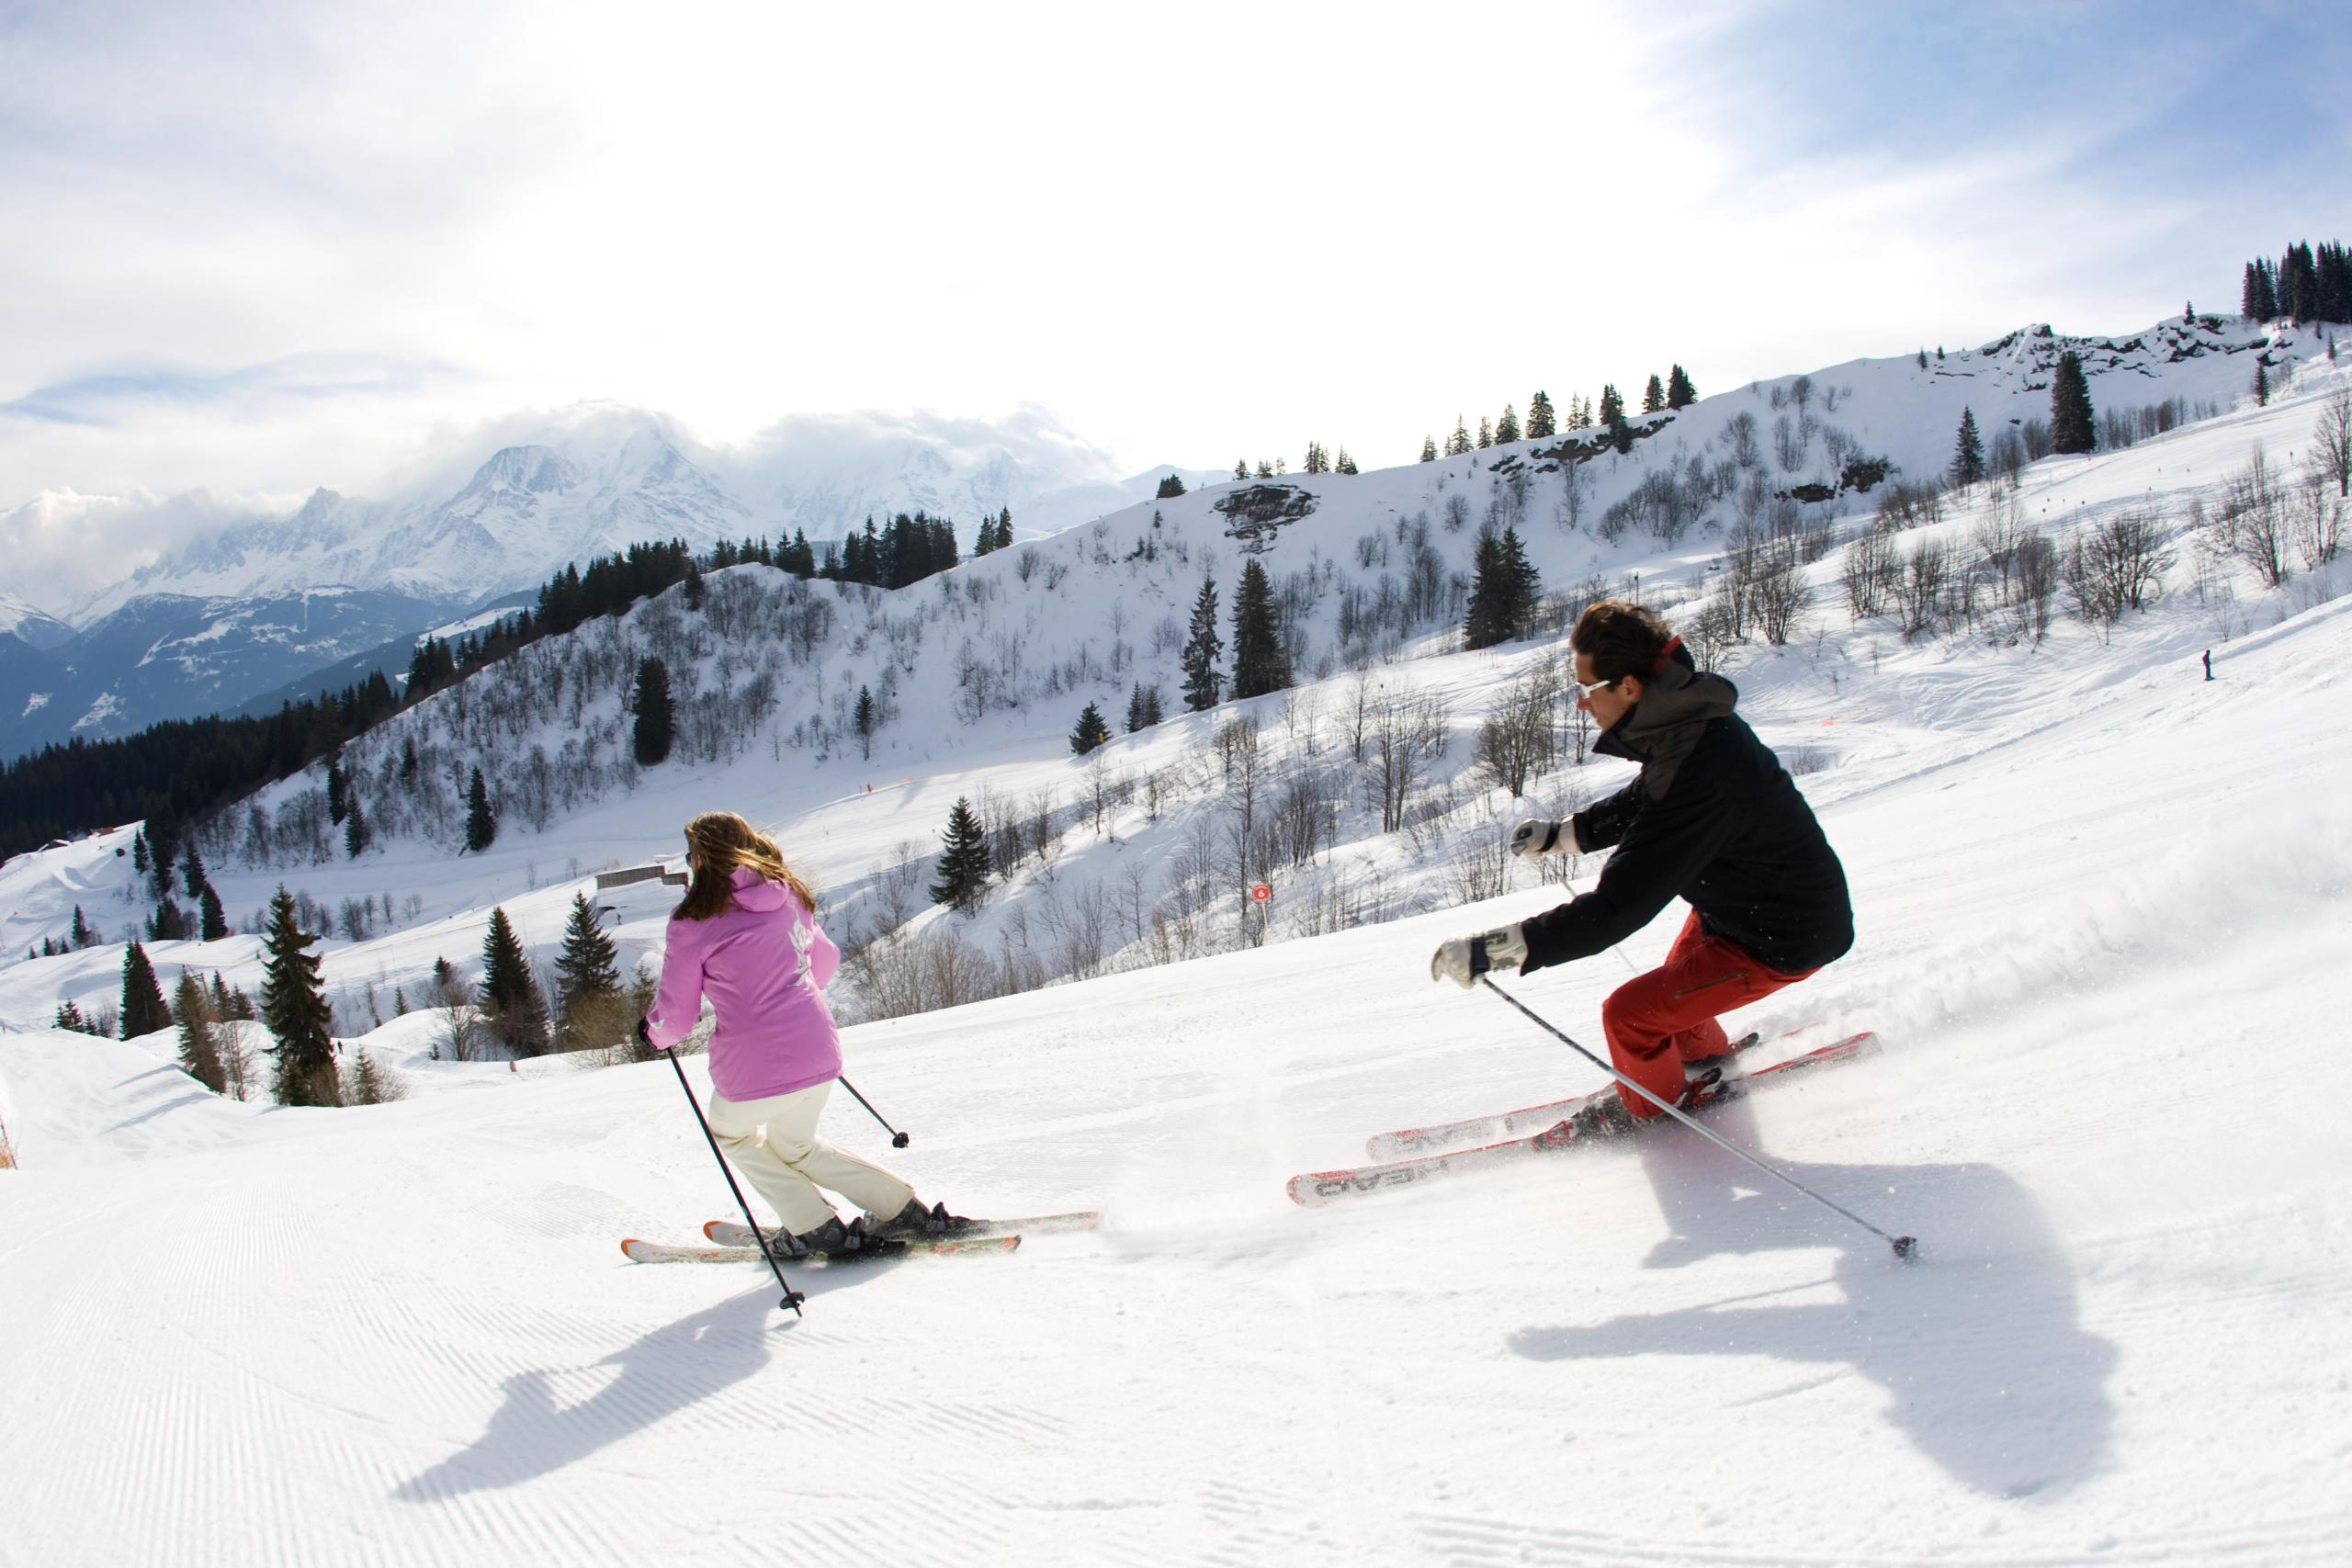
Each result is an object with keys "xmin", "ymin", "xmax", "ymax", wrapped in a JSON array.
[{"xmin": 1570, "ymin": 600, "xmax": 1673, "ymax": 683}]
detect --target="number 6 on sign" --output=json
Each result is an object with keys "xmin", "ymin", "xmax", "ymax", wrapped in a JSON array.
[{"xmin": 1249, "ymin": 883, "xmax": 1272, "ymax": 902}]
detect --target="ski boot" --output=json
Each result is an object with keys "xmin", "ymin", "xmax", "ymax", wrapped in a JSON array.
[
  {"xmin": 766, "ymin": 1214, "xmax": 901, "ymax": 1262},
  {"xmin": 876, "ymin": 1198, "xmax": 981, "ymax": 1240}
]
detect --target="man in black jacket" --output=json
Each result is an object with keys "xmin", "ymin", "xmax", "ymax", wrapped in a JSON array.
[{"xmin": 1431, "ymin": 601, "xmax": 1852, "ymax": 1131}]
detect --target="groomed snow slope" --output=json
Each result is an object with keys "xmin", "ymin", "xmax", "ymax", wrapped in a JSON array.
[{"xmin": 2, "ymin": 589, "xmax": 2347, "ymax": 1563}]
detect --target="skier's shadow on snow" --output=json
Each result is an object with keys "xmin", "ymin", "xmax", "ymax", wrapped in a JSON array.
[
  {"xmin": 394, "ymin": 1273, "xmax": 853, "ymax": 1502},
  {"xmin": 1508, "ymin": 1096, "xmax": 2117, "ymax": 1500}
]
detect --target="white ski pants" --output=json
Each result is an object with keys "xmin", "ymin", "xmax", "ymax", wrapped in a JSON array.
[{"xmin": 706, "ymin": 1078, "xmax": 915, "ymax": 1235}]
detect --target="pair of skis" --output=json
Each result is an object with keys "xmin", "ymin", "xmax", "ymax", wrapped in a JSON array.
[
  {"xmin": 1285, "ymin": 1031, "xmax": 1880, "ymax": 1207},
  {"xmin": 618, "ymin": 1210, "xmax": 1099, "ymax": 1267}
]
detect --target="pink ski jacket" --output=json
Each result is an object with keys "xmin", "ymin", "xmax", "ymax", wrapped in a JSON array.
[{"xmin": 645, "ymin": 865, "xmax": 843, "ymax": 1102}]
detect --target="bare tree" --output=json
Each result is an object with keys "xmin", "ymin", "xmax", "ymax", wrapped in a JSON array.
[
  {"xmin": 1842, "ymin": 527, "xmax": 1899, "ymax": 619},
  {"xmin": 1341, "ymin": 672, "xmax": 1374, "ymax": 762},
  {"xmin": 1368, "ymin": 692, "xmax": 1449, "ymax": 833},
  {"xmin": 1896, "ymin": 536, "xmax": 1950, "ymax": 638},
  {"xmin": 1973, "ymin": 494, "xmax": 2028, "ymax": 608},
  {"xmin": 1749, "ymin": 543, "xmax": 1810, "ymax": 646},
  {"xmin": 2014, "ymin": 529, "xmax": 2060, "ymax": 643},
  {"xmin": 1472, "ymin": 664, "xmax": 1564, "ymax": 797},
  {"xmin": 2221, "ymin": 446, "xmax": 2292, "ymax": 588},
  {"xmin": 2289, "ymin": 469, "xmax": 2344, "ymax": 571},
  {"xmin": 2317, "ymin": 389, "xmax": 2352, "ymax": 499}
]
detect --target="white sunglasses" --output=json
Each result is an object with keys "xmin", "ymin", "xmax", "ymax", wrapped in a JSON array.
[{"xmin": 1570, "ymin": 674, "xmax": 1620, "ymax": 702}]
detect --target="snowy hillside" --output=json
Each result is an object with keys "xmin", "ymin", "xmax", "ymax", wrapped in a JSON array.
[
  {"xmin": 9, "ymin": 311, "xmax": 2332, "ymax": 1021},
  {"xmin": 0, "ymin": 554, "xmax": 2346, "ymax": 1562}
]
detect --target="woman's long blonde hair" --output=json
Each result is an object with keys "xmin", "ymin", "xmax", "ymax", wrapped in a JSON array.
[{"xmin": 673, "ymin": 810, "xmax": 818, "ymax": 922}]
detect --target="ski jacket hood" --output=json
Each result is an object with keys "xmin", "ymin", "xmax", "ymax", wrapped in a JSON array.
[
  {"xmin": 1597, "ymin": 642, "xmax": 1739, "ymax": 801},
  {"xmin": 645, "ymin": 866, "xmax": 842, "ymax": 1101}
]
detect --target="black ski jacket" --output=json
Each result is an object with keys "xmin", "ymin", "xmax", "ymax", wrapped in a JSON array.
[{"xmin": 1519, "ymin": 646, "xmax": 1853, "ymax": 976}]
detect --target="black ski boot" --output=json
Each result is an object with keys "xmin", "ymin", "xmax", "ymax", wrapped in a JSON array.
[
  {"xmin": 1563, "ymin": 1092, "xmax": 1640, "ymax": 1140},
  {"xmin": 769, "ymin": 1214, "xmax": 900, "ymax": 1261},
  {"xmin": 876, "ymin": 1198, "xmax": 980, "ymax": 1239}
]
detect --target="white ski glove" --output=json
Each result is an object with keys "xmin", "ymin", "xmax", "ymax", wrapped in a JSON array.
[
  {"xmin": 1430, "ymin": 924, "xmax": 1529, "ymax": 988},
  {"xmin": 1509, "ymin": 818, "xmax": 1572, "ymax": 858}
]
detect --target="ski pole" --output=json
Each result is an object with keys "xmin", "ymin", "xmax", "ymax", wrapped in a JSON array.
[
  {"xmin": 837, "ymin": 1075, "xmax": 910, "ymax": 1147},
  {"xmin": 662, "ymin": 1044, "xmax": 807, "ymax": 1314},
  {"xmin": 1478, "ymin": 976, "xmax": 1918, "ymax": 1260}
]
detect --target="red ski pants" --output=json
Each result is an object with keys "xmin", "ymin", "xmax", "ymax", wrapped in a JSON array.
[{"xmin": 1600, "ymin": 909, "xmax": 1816, "ymax": 1120}]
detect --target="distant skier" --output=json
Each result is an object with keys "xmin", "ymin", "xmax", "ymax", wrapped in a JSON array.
[
  {"xmin": 2203, "ymin": 649, "xmax": 2213, "ymax": 682},
  {"xmin": 641, "ymin": 810, "xmax": 973, "ymax": 1258},
  {"xmin": 1430, "ymin": 602, "xmax": 1854, "ymax": 1134}
]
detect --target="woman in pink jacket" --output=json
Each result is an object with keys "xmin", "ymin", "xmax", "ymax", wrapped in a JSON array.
[{"xmin": 642, "ymin": 810, "xmax": 970, "ymax": 1258}]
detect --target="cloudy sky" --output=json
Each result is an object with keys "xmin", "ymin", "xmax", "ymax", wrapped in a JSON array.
[{"xmin": 3, "ymin": 0, "xmax": 2344, "ymax": 607}]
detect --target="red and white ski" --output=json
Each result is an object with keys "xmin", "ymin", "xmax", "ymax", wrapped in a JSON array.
[
  {"xmin": 1365, "ymin": 1033, "xmax": 1768, "ymax": 1158},
  {"xmin": 1290, "ymin": 1032, "xmax": 1880, "ymax": 1209}
]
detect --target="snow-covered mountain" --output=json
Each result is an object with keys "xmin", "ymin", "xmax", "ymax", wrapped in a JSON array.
[{"xmin": 3, "ymin": 406, "xmax": 1211, "ymax": 761}]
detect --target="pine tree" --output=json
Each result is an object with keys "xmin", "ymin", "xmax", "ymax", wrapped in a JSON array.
[
  {"xmin": 633, "ymin": 657, "xmax": 674, "ymax": 766},
  {"xmin": 146, "ymin": 899, "xmax": 189, "ymax": 942},
  {"xmin": 1303, "ymin": 441, "xmax": 1329, "ymax": 474},
  {"xmin": 1125, "ymin": 683, "xmax": 1148, "ymax": 733},
  {"xmin": 1462, "ymin": 526, "xmax": 1541, "ymax": 649},
  {"xmin": 55, "ymin": 999, "xmax": 88, "ymax": 1032},
  {"xmin": 1667, "ymin": 365, "xmax": 1697, "ymax": 409},
  {"xmin": 464, "ymin": 767, "xmax": 497, "ymax": 853},
  {"xmin": 119, "ymin": 941, "xmax": 171, "ymax": 1038},
  {"xmin": 929, "ymin": 797, "xmax": 990, "ymax": 911},
  {"xmin": 1598, "ymin": 383, "xmax": 1625, "ymax": 426},
  {"xmin": 1950, "ymin": 407, "xmax": 1986, "ymax": 488},
  {"xmin": 1496, "ymin": 404, "xmax": 1521, "ymax": 444},
  {"xmin": 198, "ymin": 885, "xmax": 229, "ymax": 942},
  {"xmin": 174, "ymin": 971, "xmax": 226, "ymax": 1093},
  {"xmin": 2050, "ymin": 350, "xmax": 2096, "ymax": 455},
  {"xmin": 1419, "ymin": 435, "xmax": 1439, "ymax": 463},
  {"xmin": 1334, "ymin": 447, "xmax": 1357, "ymax": 475},
  {"xmin": 1526, "ymin": 390, "xmax": 1556, "ymax": 439},
  {"xmin": 146, "ymin": 802, "xmax": 180, "ymax": 898},
  {"xmin": 1476, "ymin": 416, "xmax": 1492, "ymax": 449},
  {"xmin": 326, "ymin": 752, "xmax": 349, "ymax": 826},
  {"xmin": 2244, "ymin": 258, "xmax": 2278, "ymax": 321},
  {"xmin": 182, "ymin": 841, "xmax": 209, "ymax": 901},
  {"xmin": 1181, "ymin": 577, "xmax": 1224, "ymax": 711},
  {"xmin": 1069, "ymin": 701, "xmax": 1112, "ymax": 755},
  {"xmin": 71, "ymin": 906, "xmax": 95, "ymax": 948},
  {"xmin": 1236, "ymin": 457, "xmax": 1249, "ymax": 479},
  {"xmin": 854, "ymin": 685, "xmax": 876, "ymax": 759},
  {"xmin": 1155, "ymin": 473, "xmax": 1186, "ymax": 499},
  {"xmin": 344, "ymin": 793, "xmax": 370, "ymax": 858},
  {"xmin": 1447, "ymin": 415, "xmax": 1473, "ymax": 457},
  {"xmin": 2252, "ymin": 361, "xmax": 2269, "ymax": 407},
  {"xmin": 1228, "ymin": 559, "xmax": 1290, "ymax": 700},
  {"xmin": 1501, "ymin": 525, "xmax": 1540, "ymax": 634},
  {"xmin": 479, "ymin": 907, "xmax": 549, "ymax": 1057},
  {"xmin": 552, "ymin": 892, "xmax": 622, "ymax": 1042},
  {"xmin": 132, "ymin": 830, "xmax": 148, "ymax": 876},
  {"xmin": 260, "ymin": 887, "xmax": 336, "ymax": 1106},
  {"xmin": 350, "ymin": 1051, "xmax": 399, "ymax": 1105},
  {"xmin": 1642, "ymin": 374, "xmax": 1667, "ymax": 413}
]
